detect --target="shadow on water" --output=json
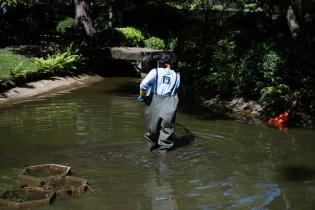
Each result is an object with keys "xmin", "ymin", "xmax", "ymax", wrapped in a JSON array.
[
  {"xmin": 173, "ymin": 134, "xmax": 196, "ymax": 148},
  {"xmin": 149, "ymin": 134, "xmax": 196, "ymax": 152},
  {"xmin": 278, "ymin": 165, "xmax": 314, "ymax": 182},
  {"xmin": 173, "ymin": 122, "xmax": 196, "ymax": 149},
  {"xmin": 93, "ymin": 59, "xmax": 140, "ymax": 77},
  {"xmin": 149, "ymin": 123, "xmax": 196, "ymax": 152},
  {"xmin": 178, "ymin": 102, "xmax": 234, "ymax": 121},
  {"xmin": 104, "ymin": 82, "xmax": 139, "ymax": 96}
]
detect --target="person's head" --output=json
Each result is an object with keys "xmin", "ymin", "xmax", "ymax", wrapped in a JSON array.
[{"xmin": 159, "ymin": 51, "xmax": 177, "ymax": 68}]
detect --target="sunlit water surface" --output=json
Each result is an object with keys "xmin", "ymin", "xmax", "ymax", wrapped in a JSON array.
[{"xmin": 0, "ymin": 78, "xmax": 315, "ymax": 210}]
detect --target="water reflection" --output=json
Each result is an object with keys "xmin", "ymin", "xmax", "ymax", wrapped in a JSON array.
[
  {"xmin": 0, "ymin": 78, "xmax": 315, "ymax": 209},
  {"xmin": 145, "ymin": 155, "xmax": 178, "ymax": 210}
]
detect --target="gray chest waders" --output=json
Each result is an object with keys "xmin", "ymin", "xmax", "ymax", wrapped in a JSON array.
[{"xmin": 144, "ymin": 70, "xmax": 179, "ymax": 145}]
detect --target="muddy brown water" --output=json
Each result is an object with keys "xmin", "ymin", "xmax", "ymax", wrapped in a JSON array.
[{"xmin": 0, "ymin": 78, "xmax": 315, "ymax": 210}]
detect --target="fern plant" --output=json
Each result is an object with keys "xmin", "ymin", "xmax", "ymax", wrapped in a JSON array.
[
  {"xmin": 56, "ymin": 17, "xmax": 76, "ymax": 34},
  {"xmin": 33, "ymin": 43, "xmax": 83, "ymax": 74}
]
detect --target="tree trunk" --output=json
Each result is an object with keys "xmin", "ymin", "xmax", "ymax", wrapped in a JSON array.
[
  {"xmin": 74, "ymin": 0, "xmax": 95, "ymax": 36},
  {"xmin": 286, "ymin": 2, "xmax": 300, "ymax": 40},
  {"xmin": 108, "ymin": 3, "xmax": 113, "ymax": 27},
  {"xmin": 285, "ymin": 0, "xmax": 312, "ymax": 48}
]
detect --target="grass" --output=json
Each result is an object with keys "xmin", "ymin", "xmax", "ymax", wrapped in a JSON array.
[
  {"xmin": 0, "ymin": 48, "xmax": 35, "ymax": 78},
  {"xmin": 0, "ymin": 44, "xmax": 83, "ymax": 92}
]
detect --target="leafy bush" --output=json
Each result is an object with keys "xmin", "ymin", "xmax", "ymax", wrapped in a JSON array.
[
  {"xmin": 93, "ymin": 28, "xmax": 124, "ymax": 47},
  {"xmin": 175, "ymin": 25, "xmax": 223, "ymax": 100},
  {"xmin": 262, "ymin": 50, "xmax": 284, "ymax": 84},
  {"xmin": 259, "ymin": 84, "xmax": 299, "ymax": 118},
  {"xmin": 176, "ymin": 63, "xmax": 203, "ymax": 102},
  {"xmin": 115, "ymin": 27, "xmax": 145, "ymax": 47},
  {"xmin": 33, "ymin": 43, "xmax": 83, "ymax": 74},
  {"xmin": 56, "ymin": 17, "xmax": 76, "ymax": 34},
  {"xmin": 201, "ymin": 37, "xmax": 237, "ymax": 97},
  {"xmin": 175, "ymin": 25, "xmax": 211, "ymax": 65},
  {"xmin": 235, "ymin": 43, "xmax": 285, "ymax": 99},
  {"xmin": 144, "ymin": 37, "xmax": 165, "ymax": 49}
]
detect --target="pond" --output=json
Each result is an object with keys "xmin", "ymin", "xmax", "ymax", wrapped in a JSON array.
[{"xmin": 0, "ymin": 78, "xmax": 315, "ymax": 209}]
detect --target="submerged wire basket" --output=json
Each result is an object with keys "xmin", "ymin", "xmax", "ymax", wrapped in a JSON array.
[
  {"xmin": 0, "ymin": 188, "xmax": 55, "ymax": 208},
  {"xmin": 2, "ymin": 164, "xmax": 89, "ymax": 208},
  {"xmin": 19, "ymin": 164, "xmax": 71, "ymax": 187},
  {"xmin": 45, "ymin": 176, "xmax": 89, "ymax": 196}
]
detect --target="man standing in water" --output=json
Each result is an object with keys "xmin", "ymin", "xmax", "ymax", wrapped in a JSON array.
[{"xmin": 138, "ymin": 52, "xmax": 180, "ymax": 151}]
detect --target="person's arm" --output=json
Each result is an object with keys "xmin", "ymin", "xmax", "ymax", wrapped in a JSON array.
[
  {"xmin": 138, "ymin": 69, "xmax": 157, "ymax": 101},
  {"xmin": 139, "ymin": 69, "xmax": 157, "ymax": 94},
  {"xmin": 174, "ymin": 73, "xmax": 180, "ymax": 96}
]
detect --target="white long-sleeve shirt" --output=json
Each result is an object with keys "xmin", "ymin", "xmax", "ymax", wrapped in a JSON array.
[{"xmin": 140, "ymin": 68, "xmax": 180, "ymax": 96}]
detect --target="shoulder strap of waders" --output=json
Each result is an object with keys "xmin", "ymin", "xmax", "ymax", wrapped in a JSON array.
[
  {"xmin": 169, "ymin": 72, "xmax": 178, "ymax": 96},
  {"xmin": 154, "ymin": 68, "xmax": 158, "ymax": 94}
]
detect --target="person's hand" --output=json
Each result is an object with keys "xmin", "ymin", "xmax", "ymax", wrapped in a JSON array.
[{"xmin": 137, "ymin": 95, "xmax": 145, "ymax": 102}]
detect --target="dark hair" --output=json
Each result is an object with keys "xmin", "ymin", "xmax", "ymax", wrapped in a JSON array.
[{"xmin": 159, "ymin": 51, "xmax": 177, "ymax": 66}]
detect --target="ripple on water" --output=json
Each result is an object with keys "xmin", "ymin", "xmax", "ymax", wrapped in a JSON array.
[{"xmin": 1, "ymin": 78, "xmax": 315, "ymax": 210}]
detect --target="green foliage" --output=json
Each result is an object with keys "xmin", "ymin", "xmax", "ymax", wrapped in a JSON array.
[
  {"xmin": 298, "ymin": 79, "xmax": 315, "ymax": 115},
  {"xmin": 115, "ymin": 27, "xmax": 145, "ymax": 47},
  {"xmin": 165, "ymin": 0, "xmax": 201, "ymax": 10},
  {"xmin": 175, "ymin": 25, "xmax": 210, "ymax": 99},
  {"xmin": 0, "ymin": 48, "xmax": 35, "ymax": 77},
  {"xmin": 259, "ymin": 84, "xmax": 299, "ymax": 118},
  {"xmin": 1, "ymin": 0, "xmax": 72, "ymax": 8},
  {"xmin": 144, "ymin": 37, "xmax": 165, "ymax": 49},
  {"xmin": 56, "ymin": 17, "xmax": 76, "ymax": 34},
  {"xmin": 203, "ymin": 37, "xmax": 237, "ymax": 96},
  {"xmin": 176, "ymin": 23, "xmax": 241, "ymax": 99},
  {"xmin": 94, "ymin": 28, "xmax": 124, "ymax": 47},
  {"xmin": 33, "ymin": 43, "xmax": 83, "ymax": 74},
  {"xmin": 0, "ymin": 44, "xmax": 84, "ymax": 92},
  {"xmin": 175, "ymin": 25, "xmax": 212, "ymax": 65},
  {"xmin": 1, "ymin": 0, "xmax": 17, "ymax": 7},
  {"xmin": 241, "ymin": 1, "xmax": 263, "ymax": 12},
  {"xmin": 177, "ymin": 63, "xmax": 203, "ymax": 102},
  {"xmin": 234, "ymin": 43, "xmax": 285, "ymax": 98},
  {"xmin": 175, "ymin": 24, "xmax": 232, "ymax": 99}
]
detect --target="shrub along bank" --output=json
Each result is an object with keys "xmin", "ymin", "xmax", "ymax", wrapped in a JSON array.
[
  {"xmin": 175, "ymin": 12, "xmax": 315, "ymax": 127},
  {"xmin": 92, "ymin": 26, "xmax": 166, "ymax": 49},
  {"xmin": 0, "ymin": 44, "xmax": 84, "ymax": 93}
]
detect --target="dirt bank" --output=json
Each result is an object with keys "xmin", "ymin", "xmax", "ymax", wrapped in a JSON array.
[
  {"xmin": 201, "ymin": 97, "xmax": 314, "ymax": 127},
  {"xmin": 0, "ymin": 74, "xmax": 104, "ymax": 108}
]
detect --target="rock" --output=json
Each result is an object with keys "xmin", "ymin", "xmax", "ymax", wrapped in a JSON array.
[{"xmin": 201, "ymin": 97, "xmax": 263, "ymax": 121}]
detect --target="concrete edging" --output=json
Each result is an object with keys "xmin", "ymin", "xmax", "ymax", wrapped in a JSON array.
[{"xmin": 0, "ymin": 74, "xmax": 104, "ymax": 108}]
